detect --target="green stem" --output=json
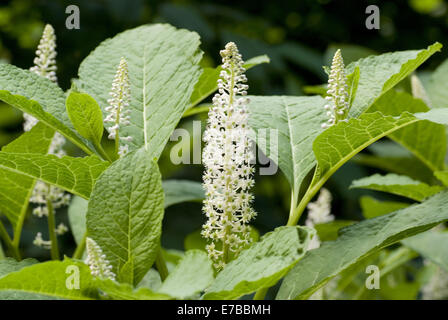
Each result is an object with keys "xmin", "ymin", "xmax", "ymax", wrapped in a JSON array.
[
  {"xmin": 253, "ymin": 287, "xmax": 268, "ymax": 300},
  {"xmin": 0, "ymin": 220, "xmax": 20, "ymax": 260},
  {"xmin": 155, "ymin": 250, "xmax": 169, "ymax": 281},
  {"xmin": 94, "ymin": 141, "xmax": 113, "ymax": 162},
  {"xmin": 72, "ymin": 233, "xmax": 87, "ymax": 260},
  {"xmin": 46, "ymin": 197, "xmax": 60, "ymax": 260}
]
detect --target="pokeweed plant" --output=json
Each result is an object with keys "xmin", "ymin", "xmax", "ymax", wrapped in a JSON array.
[{"xmin": 0, "ymin": 22, "xmax": 447, "ymax": 300}]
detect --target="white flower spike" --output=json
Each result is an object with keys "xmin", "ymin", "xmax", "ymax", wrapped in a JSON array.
[
  {"xmin": 201, "ymin": 42, "xmax": 256, "ymax": 270},
  {"xmin": 322, "ymin": 49, "xmax": 349, "ymax": 129},
  {"xmin": 33, "ymin": 232, "xmax": 52, "ymax": 250},
  {"xmin": 24, "ymin": 24, "xmax": 70, "ymax": 226},
  {"xmin": 305, "ymin": 188, "xmax": 334, "ymax": 250},
  {"xmin": 104, "ymin": 57, "xmax": 132, "ymax": 157},
  {"xmin": 85, "ymin": 237, "xmax": 116, "ymax": 280}
]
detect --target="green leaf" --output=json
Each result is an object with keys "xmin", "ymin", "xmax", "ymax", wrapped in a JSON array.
[
  {"xmin": 95, "ymin": 279, "xmax": 171, "ymax": 300},
  {"xmin": 346, "ymin": 43, "xmax": 442, "ymax": 117},
  {"xmin": 162, "ymin": 180, "xmax": 204, "ymax": 208},
  {"xmin": 308, "ymin": 112, "xmax": 422, "ymax": 206},
  {"xmin": 346, "ymin": 66, "xmax": 360, "ymax": 110},
  {"xmin": 435, "ymin": 171, "xmax": 448, "ymax": 186},
  {"xmin": 352, "ymin": 154, "xmax": 435, "ymax": 185},
  {"xmin": 277, "ymin": 190, "xmax": 448, "ymax": 300},
  {"xmin": 188, "ymin": 55, "xmax": 270, "ymax": 110},
  {"xmin": 360, "ymin": 196, "xmax": 410, "ymax": 219},
  {"xmin": 66, "ymin": 92, "xmax": 104, "ymax": 145},
  {"xmin": 0, "ymin": 64, "xmax": 94, "ymax": 155},
  {"xmin": 67, "ymin": 180, "xmax": 201, "ymax": 246},
  {"xmin": 0, "ymin": 153, "xmax": 109, "ymax": 199},
  {"xmin": 203, "ymin": 226, "xmax": 314, "ymax": 300},
  {"xmin": 369, "ymin": 90, "xmax": 446, "ymax": 172},
  {"xmin": 158, "ymin": 250, "xmax": 214, "ymax": 299},
  {"xmin": 248, "ymin": 95, "xmax": 327, "ymax": 202},
  {"xmin": 68, "ymin": 196, "xmax": 88, "ymax": 244},
  {"xmin": 86, "ymin": 148, "xmax": 164, "ymax": 285},
  {"xmin": 415, "ymin": 108, "xmax": 448, "ymax": 126},
  {"xmin": 0, "ymin": 258, "xmax": 37, "ymax": 278},
  {"xmin": 402, "ymin": 231, "xmax": 448, "ymax": 272},
  {"xmin": 350, "ymin": 173, "xmax": 444, "ymax": 202},
  {"xmin": 0, "ymin": 258, "xmax": 98, "ymax": 300},
  {"xmin": 423, "ymin": 58, "xmax": 448, "ymax": 109},
  {"xmin": 314, "ymin": 220, "xmax": 355, "ymax": 242},
  {"xmin": 0, "ymin": 122, "xmax": 55, "ymax": 230},
  {"xmin": 76, "ymin": 24, "xmax": 203, "ymax": 159}
]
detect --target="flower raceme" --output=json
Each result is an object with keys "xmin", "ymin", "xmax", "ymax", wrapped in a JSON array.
[
  {"xmin": 104, "ymin": 57, "xmax": 132, "ymax": 157},
  {"xmin": 201, "ymin": 42, "xmax": 257, "ymax": 270},
  {"xmin": 24, "ymin": 24, "xmax": 70, "ymax": 248},
  {"xmin": 322, "ymin": 49, "xmax": 349, "ymax": 129},
  {"xmin": 85, "ymin": 237, "xmax": 116, "ymax": 281}
]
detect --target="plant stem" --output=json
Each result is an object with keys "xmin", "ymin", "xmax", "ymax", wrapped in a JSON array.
[
  {"xmin": 46, "ymin": 197, "xmax": 60, "ymax": 260},
  {"xmin": 94, "ymin": 141, "xmax": 113, "ymax": 162},
  {"xmin": 155, "ymin": 250, "xmax": 169, "ymax": 281},
  {"xmin": 0, "ymin": 220, "xmax": 20, "ymax": 260},
  {"xmin": 72, "ymin": 233, "xmax": 87, "ymax": 259},
  {"xmin": 253, "ymin": 287, "xmax": 268, "ymax": 300}
]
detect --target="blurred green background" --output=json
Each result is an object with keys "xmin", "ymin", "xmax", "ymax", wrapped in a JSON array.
[{"xmin": 0, "ymin": 0, "xmax": 447, "ymax": 266}]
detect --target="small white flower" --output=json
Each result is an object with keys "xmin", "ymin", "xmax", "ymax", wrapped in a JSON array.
[
  {"xmin": 55, "ymin": 223, "xmax": 68, "ymax": 235},
  {"xmin": 305, "ymin": 188, "xmax": 334, "ymax": 250},
  {"xmin": 201, "ymin": 42, "xmax": 256, "ymax": 270},
  {"xmin": 322, "ymin": 49, "xmax": 349, "ymax": 129},
  {"xmin": 85, "ymin": 237, "xmax": 116, "ymax": 280},
  {"xmin": 33, "ymin": 232, "xmax": 52, "ymax": 250},
  {"xmin": 105, "ymin": 57, "xmax": 132, "ymax": 157}
]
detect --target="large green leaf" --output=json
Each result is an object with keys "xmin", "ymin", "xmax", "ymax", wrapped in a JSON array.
[
  {"xmin": 188, "ymin": 55, "xmax": 270, "ymax": 109},
  {"xmin": 350, "ymin": 173, "xmax": 444, "ymax": 202},
  {"xmin": 360, "ymin": 196, "xmax": 410, "ymax": 219},
  {"xmin": 158, "ymin": 250, "xmax": 214, "ymax": 299},
  {"xmin": 162, "ymin": 180, "xmax": 204, "ymax": 208},
  {"xmin": 0, "ymin": 153, "xmax": 109, "ymax": 199},
  {"xmin": 248, "ymin": 95, "xmax": 327, "ymax": 202},
  {"xmin": 86, "ymin": 148, "xmax": 164, "ymax": 286},
  {"xmin": 76, "ymin": 24, "xmax": 203, "ymax": 159},
  {"xmin": 203, "ymin": 226, "xmax": 313, "ymax": 300},
  {"xmin": 414, "ymin": 108, "xmax": 448, "ymax": 126},
  {"xmin": 277, "ymin": 190, "xmax": 448, "ymax": 300},
  {"xmin": 0, "ymin": 122, "xmax": 54, "ymax": 230},
  {"xmin": 0, "ymin": 259, "xmax": 98, "ymax": 300},
  {"xmin": 346, "ymin": 43, "xmax": 442, "ymax": 117},
  {"xmin": 423, "ymin": 58, "xmax": 448, "ymax": 109},
  {"xmin": 0, "ymin": 258, "xmax": 37, "ymax": 278},
  {"xmin": 402, "ymin": 231, "xmax": 448, "ymax": 272},
  {"xmin": 0, "ymin": 64, "xmax": 93, "ymax": 155},
  {"xmin": 369, "ymin": 90, "xmax": 446, "ymax": 172}
]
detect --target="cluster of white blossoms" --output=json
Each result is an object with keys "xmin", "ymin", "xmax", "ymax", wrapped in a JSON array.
[
  {"xmin": 23, "ymin": 24, "xmax": 69, "ymax": 248},
  {"xmin": 85, "ymin": 237, "xmax": 116, "ymax": 280},
  {"xmin": 201, "ymin": 42, "xmax": 256, "ymax": 270},
  {"xmin": 104, "ymin": 57, "xmax": 132, "ymax": 157},
  {"xmin": 322, "ymin": 49, "xmax": 349, "ymax": 129},
  {"xmin": 33, "ymin": 232, "xmax": 52, "ymax": 250},
  {"xmin": 305, "ymin": 188, "xmax": 334, "ymax": 250}
]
